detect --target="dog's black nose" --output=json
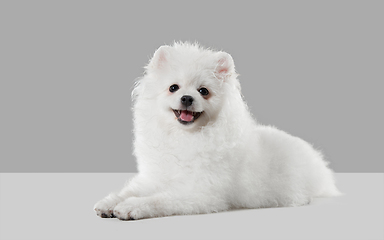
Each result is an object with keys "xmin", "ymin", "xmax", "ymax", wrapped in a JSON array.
[{"xmin": 181, "ymin": 95, "xmax": 194, "ymax": 107}]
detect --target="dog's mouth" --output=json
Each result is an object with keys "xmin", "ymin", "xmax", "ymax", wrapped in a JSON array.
[{"xmin": 173, "ymin": 109, "xmax": 203, "ymax": 125}]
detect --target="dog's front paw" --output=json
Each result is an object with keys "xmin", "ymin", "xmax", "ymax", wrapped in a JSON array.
[
  {"xmin": 113, "ymin": 197, "xmax": 149, "ymax": 221},
  {"xmin": 94, "ymin": 193, "xmax": 124, "ymax": 218},
  {"xmin": 113, "ymin": 205, "xmax": 135, "ymax": 221}
]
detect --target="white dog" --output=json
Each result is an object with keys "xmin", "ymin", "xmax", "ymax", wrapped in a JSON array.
[{"xmin": 94, "ymin": 42, "xmax": 340, "ymax": 220}]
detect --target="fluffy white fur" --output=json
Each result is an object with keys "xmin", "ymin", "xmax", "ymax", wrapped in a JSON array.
[{"xmin": 94, "ymin": 42, "xmax": 341, "ymax": 220}]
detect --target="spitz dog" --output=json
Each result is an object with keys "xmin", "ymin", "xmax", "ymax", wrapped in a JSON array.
[{"xmin": 94, "ymin": 42, "xmax": 340, "ymax": 220}]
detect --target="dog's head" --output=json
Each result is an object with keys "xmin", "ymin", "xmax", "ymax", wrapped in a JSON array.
[{"xmin": 134, "ymin": 43, "xmax": 237, "ymax": 130}]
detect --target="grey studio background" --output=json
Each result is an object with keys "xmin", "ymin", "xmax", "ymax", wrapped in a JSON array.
[{"xmin": 1, "ymin": 1, "xmax": 383, "ymax": 173}]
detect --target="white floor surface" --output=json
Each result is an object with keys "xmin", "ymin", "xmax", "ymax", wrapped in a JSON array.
[{"xmin": 0, "ymin": 173, "xmax": 383, "ymax": 240}]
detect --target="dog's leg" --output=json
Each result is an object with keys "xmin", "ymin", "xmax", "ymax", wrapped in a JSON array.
[{"xmin": 113, "ymin": 193, "xmax": 228, "ymax": 220}]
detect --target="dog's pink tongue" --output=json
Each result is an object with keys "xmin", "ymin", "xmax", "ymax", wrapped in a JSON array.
[{"xmin": 180, "ymin": 110, "xmax": 193, "ymax": 122}]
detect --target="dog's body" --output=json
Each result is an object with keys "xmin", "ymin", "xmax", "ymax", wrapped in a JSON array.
[{"xmin": 94, "ymin": 42, "xmax": 340, "ymax": 220}]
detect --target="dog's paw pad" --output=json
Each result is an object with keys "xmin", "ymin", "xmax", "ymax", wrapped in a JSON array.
[
  {"xmin": 95, "ymin": 208, "xmax": 115, "ymax": 218},
  {"xmin": 94, "ymin": 193, "xmax": 124, "ymax": 218}
]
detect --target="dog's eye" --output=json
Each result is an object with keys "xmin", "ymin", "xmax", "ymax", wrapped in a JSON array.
[
  {"xmin": 169, "ymin": 84, "xmax": 179, "ymax": 93},
  {"xmin": 198, "ymin": 88, "xmax": 209, "ymax": 96}
]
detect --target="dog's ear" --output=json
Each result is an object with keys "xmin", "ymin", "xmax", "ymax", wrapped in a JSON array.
[
  {"xmin": 148, "ymin": 45, "xmax": 171, "ymax": 70},
  {"xmin": 214, "ymin": 52, "xmax": 235, "ymax": 80}
]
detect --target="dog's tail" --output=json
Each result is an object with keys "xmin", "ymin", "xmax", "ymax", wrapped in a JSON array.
[{"xmin": 316, "ymin": 168, "xmax": 344, "ymax": 197}]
